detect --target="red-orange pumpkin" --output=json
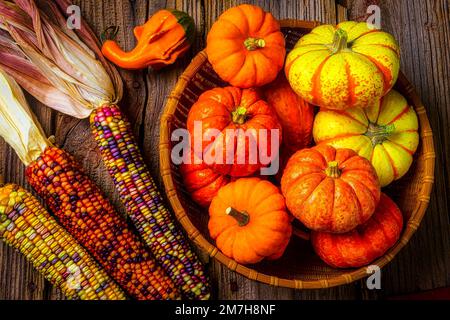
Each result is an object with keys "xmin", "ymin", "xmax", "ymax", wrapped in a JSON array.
[
  {"xmin": 187, "ymin": 87, "xmax": 282, "ymax": 177},
  {"xmin": 180, "ymin": 151, "xmax": 230, "ymax": 207},
  {"xmin": 208, "ymin": 177, "xmax": 292, "ymax": 264},
  {"xmin": 311, "ymin": 193, "xmax": 404, "ymax": 268},
  {"xmin": 264, "ymin": 74, "xmax": 315, "ymax": 155},
  {"xmin": 281, "ymin": 145, "xmax": 381, "ymax": 233}
]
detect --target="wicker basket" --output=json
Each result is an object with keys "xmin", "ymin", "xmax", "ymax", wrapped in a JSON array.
[{"xmin": 159, "ymin": 20, "xmax": 435, "ymax": 289}]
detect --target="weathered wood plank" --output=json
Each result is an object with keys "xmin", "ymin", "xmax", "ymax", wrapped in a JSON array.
[{"xmin": 336, "ymin": 4, "xmax": 348, "ymax": 22}]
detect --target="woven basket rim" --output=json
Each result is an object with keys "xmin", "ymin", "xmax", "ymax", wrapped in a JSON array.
[{"xmin": 159, "ymin": 20, "xmax": 436, "ymax": 289}]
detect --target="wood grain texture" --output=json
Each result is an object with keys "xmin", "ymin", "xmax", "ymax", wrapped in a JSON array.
[{"xmin": 0, "ymin": 0, "xmax": 448, "ymax": 300}]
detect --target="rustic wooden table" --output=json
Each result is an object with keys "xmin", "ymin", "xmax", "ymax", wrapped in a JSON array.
[{"xmin": 0, "ymin": 0, "xmax": 448, "ymax": 300}]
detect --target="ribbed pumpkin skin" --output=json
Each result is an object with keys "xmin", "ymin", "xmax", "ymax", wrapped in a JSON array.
[
  {"xmin": 187, "ymin": 87, "xmax": 282, "ymax": 177},
  {"xmin": 285, "ymin": 21, "xmax": 400, "ymax": 110},
  {"xmin": 311, "ymin": 193, "xmax": 403, "ymax": 268},
  {"xmin": 281, "ymin": 145, "xmax": 381, "ymax": 233},
  {"xmin": 208, "ymin": 178, "xmax": 292, "ymax": 264},
  {"xmin": 180, "ymin": 151, "xmax": 230, "ymax": 207},
  {"xmin": 264, "ymin": 74, "xmax": 315, "ymax": 155},
  {"xmin": 206, "ymin": 4, "xmax": 285, "ymax": 88},
  {"xmin": 313, "ymin": 90, "xmax": 419, "ymax": 187}
]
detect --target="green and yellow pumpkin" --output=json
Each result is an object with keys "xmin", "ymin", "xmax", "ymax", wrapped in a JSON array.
[
  {"xmin": 313, "ymin": 90, "xmax": 419, "ymax": 187},
  {"xmin": 285, "ymin": 21, "xmax": 400, "ymax": 110}
]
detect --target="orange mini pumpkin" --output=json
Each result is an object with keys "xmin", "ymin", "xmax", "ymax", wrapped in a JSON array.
[
  {"xmin": 264, "ymin": 74, "xmax": 315, "ymax": 155},
  {"xmin": 208, "ymin": 178, "xmax": 292, "ymax": 264},
  {"xmin": 311, "ymin": 193, "xmax": 403, "ymax": 268},
  {"xmin": 180, "ymin": 151, "xmax": 230, "ymax": 207},
  {"xmin": 187, "ymin": 86, "xmax": 282, "ymax": 177},
  {"xmin": 281, "ymin": 145, "xmax": 380, "ymax": 233},
  {"xmin": 206, "ymin": 4, "xmax": 286, "ymax": 88}
]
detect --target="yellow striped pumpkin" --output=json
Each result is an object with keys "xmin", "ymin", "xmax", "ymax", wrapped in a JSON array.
[
  {"xmin": 313, "ymin": 90, "xmax": 419, "ymax": 187},
  {"xmin": 285, "ymin": 21, "xmax": 400, "ymax": 110}
]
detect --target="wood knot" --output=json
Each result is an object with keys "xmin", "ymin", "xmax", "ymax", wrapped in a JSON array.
[
  {"xmin": 27, "ymin": 281, "xmax": 37, "ymax": 293},
  {"xmin": 230, "ymin": 281, "xmax": 239, "ymax": 292},
  {"xmin": 132, "ymin": 81, "xmax": 141, "ymax": 89}
]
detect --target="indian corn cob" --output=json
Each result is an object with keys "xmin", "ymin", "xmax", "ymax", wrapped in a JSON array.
[
  {"xmin": 0, "ymin": 68, "xmax": 180, "ymax": 300},
  {"xmin": 25, "ymin": 147, "xmax": 180, "ymax": 300},
  {"xmin": 0, "ymin": 183, "xmax": 127, "ymax": 300},
  {"xmin": 0, "ymin": 0, "xmax": 210, "ymax": 299},
  {"xmin": 91, "ymin": 105, "xmax": 210, "ymax": 299}
]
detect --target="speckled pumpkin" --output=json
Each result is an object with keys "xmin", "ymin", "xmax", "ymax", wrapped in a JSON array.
[
  {"xmin": 206, "ymin": 4, "xmax": 286, "ymax": 88},
  {"xmin": 208, "ymin": 178, "xmax": 292, "ymax": 264},
  {"xmin": 281, "ymin": 145, "xmax": 381, "ymax": 233},
  {"xmin": 180, "ymin": 150, "xmax": 230, "ymax": 207},
  {"xmin": 313, "ymin": 90, "xmax": 419, "ymax": 187},
  {"xmin": 285, "ymin": 21, "xmax": 400, "ymax": 110},
  {"xmin": 311, "ymin": 193, "xmax": 403, "ymax": 268}
]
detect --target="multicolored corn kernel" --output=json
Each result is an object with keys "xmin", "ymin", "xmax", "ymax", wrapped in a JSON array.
[
  {"xmin": 25, "ymin": 147, "xmax": 180, "ymax": 300},
  {"xmin": 0, "ymin": 183, "xmax": 126, "ymax": 300},
  {"xmin": 90, "ymin": 104, "xmax": 210, "ymax": 300}
]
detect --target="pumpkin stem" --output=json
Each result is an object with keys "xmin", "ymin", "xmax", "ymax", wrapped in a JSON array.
[
  {"xmin": 330, "ymin": 28, "xmax": 348, "ymax": 54},
  {"xmin": 232, "ymin": 106, "xmax": 248, "ymax": 125},
  {"xmin": 226, "ymin": 207, "xmax": 250, "ymax": 227},
  {"xmin": 365, "ymin": 123, "xmax": 396, "ymax": 146},
  {"xmin": 244, "ymin": 37, "xmax": 266, "ymax": 51},
  {"xmin": 167, "ymin": 9, "xmax": 196, "ymax": 45},
  {"xmin": 326, "ymin": 161, "xmax": 341, "ymax": 178}
]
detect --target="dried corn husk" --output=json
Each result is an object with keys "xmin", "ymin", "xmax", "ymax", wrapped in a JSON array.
[
  {"xmin": 0, "ymin": 0, "xmax": 122, "ymax": 119},
  {"xmin": 0, "ymin": 68, "xmax": 49, "ymax": 165}
]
